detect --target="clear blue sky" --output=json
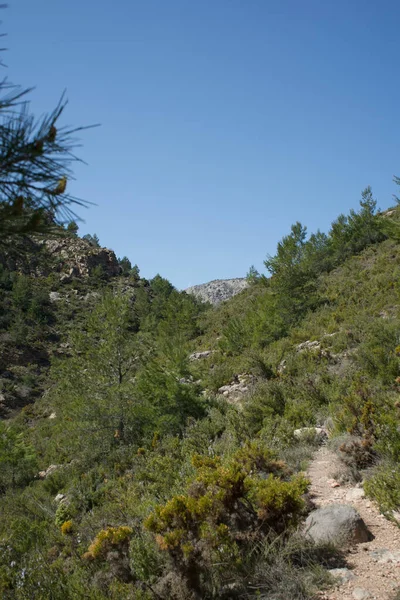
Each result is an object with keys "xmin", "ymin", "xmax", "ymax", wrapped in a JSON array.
[{"xmin": 6, "ymin": 1, "xmax": 400, "ymax": 288}]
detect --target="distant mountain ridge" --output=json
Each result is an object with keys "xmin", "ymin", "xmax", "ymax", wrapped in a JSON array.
[{"xmin": 185, "ymin": 277, "xmax": 249, "ymax": 305}]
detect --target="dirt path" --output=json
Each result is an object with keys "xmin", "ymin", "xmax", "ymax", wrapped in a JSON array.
[{"xmin": 308, "ymin": 445, "xmax": 400, "ymax": 600}]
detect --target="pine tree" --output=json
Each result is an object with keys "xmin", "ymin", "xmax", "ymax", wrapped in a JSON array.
[
  {"xmin": 0, "ymin": 89, "xmax": 92, "ymax": 246},
  {"xmin": 0, "ymin": 17, "xmax": 94, "ymax": 247},
  {"xmin": 51, "ymin": 293, "xmax": 148, "ymax": 458}
]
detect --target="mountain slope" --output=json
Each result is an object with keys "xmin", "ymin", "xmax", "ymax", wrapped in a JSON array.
[
  {"xmin": 185, "ymin": 277, "xmax": 248, "ymax": 304},
  {"xmin": 0, "ymin": 201, "xmax": 400, "ymax": 599}
]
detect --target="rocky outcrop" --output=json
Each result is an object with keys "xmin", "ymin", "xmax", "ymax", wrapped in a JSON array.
[
  {"xmin": 38, "ymin": 464, "xmax": 60, "ymax": 479},
  {"xmin": 185, "ymin": 278, "xmax": 248, "ymax": 305},
  {"xmin": 218, "ymin": 373, "xmax": 256, "ymax": 404},
  {"xmin": 305, "ymin": 504, "xmax": 373, "ymax": 544},
  {"xmin": 42, "ymin": 237, "xmax": 120, "ymax": 280},
  {"xmin": 0, "ymin": 235, "xmax": 120, "ymax": 281}
]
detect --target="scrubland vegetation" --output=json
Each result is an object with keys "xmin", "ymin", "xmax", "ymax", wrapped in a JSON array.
[{"xmin": 1, "ymin": 183, "xmax": 400, "ymax": 598}]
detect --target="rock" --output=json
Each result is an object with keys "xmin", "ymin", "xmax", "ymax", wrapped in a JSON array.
[
  {"xmin": 185, "ymin": 278, "xmax": 249, "ymax": 305},
  {"xmin": 296, "ymin": 340, "xmax": 321, "ymax": 352},
  {"xmin": 369, "ymin": 548, "xmax": 400, "ymax": 564},
  {"xmin": 352, "ymin": 588, "xmax": 371, "ymax": 600},
  {"xmin": 38, "ymin": 464, "xmax": 59, "ymax": 479},
  {"xmin": 391, "ymin": 510, "xmax": 400, "ymax": 524},
  {"xmin": 293, "ymin": 427, "xmax": 328, "ymax": 443},
  {"xmin": 346, "ymin": 488, "xmax": 365, "ymax": 502},
  {"xmin": 218, "ymin": 374, "xmax": 255, "ymax": 404},
  {"xmin": 383, "ymin": 208, "xmax": 397, "ymax": 217},
  {"xmin": 277, "ymin": 359, "xmax": 286, "ymax": 374},
  {"xmin": 189, "ymin": 351, "xmax": 213, "ymax": 361},
  {"xmin": 54, "ymin": 493, "xmax": 66, "ymax": 504},
  {"xmin": 48, "ymin": 412, "xmax": 57, "ymax": 419},
  {"xmin": 49, "ymin": 291, "xmax": 63, "ymax": 302},
  {"xmin": 328, "ymin": 568, "xmax": 356, "ymax": 584},
  {"xmin": 42, "ymin": 237, "xmax": 121, "ymax": 280},
  {"xmin": 56, "ymin": 342, "xmax": 71, "ymax": 356},
  {"xmin": 305, "ymin": 504, "xmax": 373, "ymax": 544}
]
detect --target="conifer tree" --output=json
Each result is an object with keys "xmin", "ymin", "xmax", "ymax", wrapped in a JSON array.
[
  {"xmin": 0, "ymin": 14, "xmax": 93, "ymax": 247},
  {"xmin": 51, "ymin": 293, "xmax": 146, "ymax": 458},
  {"xmin": 0, "ymin": 89, "xmax": 91, "ymax": 245}
]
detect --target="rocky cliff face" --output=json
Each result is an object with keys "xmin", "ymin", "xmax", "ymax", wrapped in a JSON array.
[
  {"xmin": 0, "ymin": 235, "xmax": 122, "ymax": 416},
  {"xmin": 42, "ymin": 237, "xmax": 120, "ymax": 281},
  {"xmin": 1, "ymin": 236, "xmax": 121, "ymax": 280},
  {"xmin": 185, "ymin": 278, "xmax": 248, "ymax": 305}
]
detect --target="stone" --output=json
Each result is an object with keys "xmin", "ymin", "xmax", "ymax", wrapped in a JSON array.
[
  {"xmin": 391, "ymin": 510, "xmax": 400, "ymax": 524},
  {"xmin": 304, "ymin": 504, "xmax": 373, "ymax": 544},
  {"xmin": 352, "ymin": 588, "xmax": 371, "ymax": 600},
  {"xmin": 48, "ymin": 412, "xmax": 57, "ymax": 419},
  {"xmin": 38, "ymin": 464, "xmax": 59, "ymax": 479},
  {"xmin": 277, "ymin": 359, "xmax": 286, "ymax": 374},
  {"xmin": 189, "ymin": 351, "xmax": 213, "ymax": 361},
  {"xmin": 293, "ymin": 427, "xmax": 328, "ymax": 443},
  {"xmin": 49, "ymin": 291, "xmax": 63, "ymax": 302},
  {"xmin": 369, "ymin": 548, "xmax": 400, "ymax": 564},
  {"xmin": 296, "ymin": 340, "xmax": 321, "ymax": 352},
  {"xmin": 217, "ymin": 374, "xmax": 255, "ymax": 404},
  {"xmin": 328, "ymin": 568, "xmax": 356, "ymax": 584},
  {"xmin": 54, "ymin": 493, "xmax": 66, "ymax": 504},
  {"xmin": 346, "ymin": 488, "xmax": 365, "ymax": 502}
]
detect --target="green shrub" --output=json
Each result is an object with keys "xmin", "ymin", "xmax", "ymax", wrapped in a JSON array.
[
  {"xmin": 85, "ymin": 526, "xmax": 133, "ymax": 560},
  {"xmin": 364, "ymin": 463, "xmax": 400, "ymax": 516},
  {"xmin": 145, "ymin": 443, "xmax": 308, "ymax": 596},
  {"xmin": 55, "ymin": 502, "xmax": 73, "ymax": 527}
]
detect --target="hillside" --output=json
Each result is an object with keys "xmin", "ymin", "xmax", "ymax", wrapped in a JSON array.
[
  {"xmin": 0, "ymin": 233, "xmax": 125, "ymax": 415},
  {"xmin": 0, "ymin": 197, "xmax": 400, "ymax": 599},
  {"xmin": 185, "ymin": 277, "xmax": 249, "ymax": 304}
]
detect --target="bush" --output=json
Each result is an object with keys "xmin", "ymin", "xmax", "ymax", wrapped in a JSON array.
[
  {"xmin": 145, "ymin": 443, "xmax": 308, "ymax": 596},
  {"xmin": 0, "ymin": 423, "xmax": 37, "ymax": 492},
  {"xmin": 85, "ymin": 526, "xmax": 133, "ymax": 560},
  {"xmin": 364, "ymin": 463, "xmax": 400, "ymax": 516},
  {"xmin": 61, "ymin": 520, "xmax": 74, "ymax": 535}
]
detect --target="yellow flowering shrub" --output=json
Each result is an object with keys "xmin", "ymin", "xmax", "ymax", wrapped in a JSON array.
[
  {"xmin": 60, "ymin": 520, "xmax": 74, "ymax": 535},
  {"xmin": 85, "ymin": 526, "xmax": 133, "ymax": 560},
  {"xmin": 144, "ymin": 442, "xmax": 308, "ymax": 589}
]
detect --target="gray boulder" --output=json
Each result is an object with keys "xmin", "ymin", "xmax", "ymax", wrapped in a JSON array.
[
  {"xmin": 305, "ymin": 504, "xmax": 373, "ymax": 544},
  {"xmin": 345, "ymin": 487, "xmax": 365, "ymax": 502},
  {"xmin": 328, "ymin": 568, "xmax": 356, "ymax": 584},
  {"xmin": 293, "ymin": 427, "xmax": 328, "ymax": 443}
]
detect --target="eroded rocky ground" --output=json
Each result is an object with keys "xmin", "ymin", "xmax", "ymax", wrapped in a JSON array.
[{"xmin": 309, "ymin": 446, "xmax": 400, "ymax": 600}]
